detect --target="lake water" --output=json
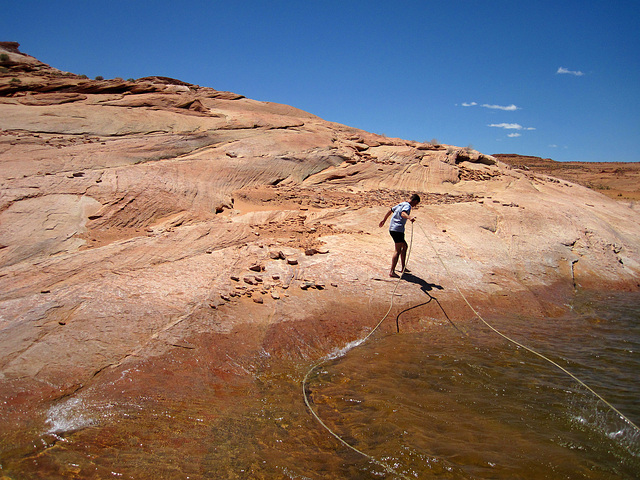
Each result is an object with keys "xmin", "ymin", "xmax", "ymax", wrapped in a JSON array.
[{"xmin": 2, "ymin": 290, "xmax": 639, "ymax": 479}]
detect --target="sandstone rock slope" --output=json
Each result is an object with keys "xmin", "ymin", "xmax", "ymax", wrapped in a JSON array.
[{"xmin": 1, "ymin": 42, "xmax": 639, "ymax": 439}]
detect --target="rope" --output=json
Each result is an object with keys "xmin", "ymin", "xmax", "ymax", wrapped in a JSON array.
[
  {"xmin": 302, "ymin": 216, "xmax": 639, "ymax": 477},
  {"xmin": 414, "ymin": 220, "xmax": 640, "ymax": 434},
  {"xmin": 302, "ymin": 224, "xmax": 415, "ymax": 479}
]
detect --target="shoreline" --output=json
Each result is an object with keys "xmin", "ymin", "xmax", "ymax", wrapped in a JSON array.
[{"xmin": 2, "ymin": 285, "xmax": 639, "ymax": 478}]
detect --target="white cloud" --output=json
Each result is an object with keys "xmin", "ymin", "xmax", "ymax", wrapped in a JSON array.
[
  {"xmin": 507, "ymin": 133, "xmax": 521, "ymax": 138},
  {"xmin": 488, "ymin": 123, "xmax": 536, "ymax": 131},
  {"xmin": 458, "ymin": 102, "xmax": 519, "ymax": 111},
  {"xmin": 482, "ymin": 103, "xmax": 518, "ymax": 111},
  {"xmin": 549, "ymin": 144, "xmax": 558, "ymax": 148},
  {"xmin": 557, "ymin": 67, "xmax": 584, "ymax": 76}
]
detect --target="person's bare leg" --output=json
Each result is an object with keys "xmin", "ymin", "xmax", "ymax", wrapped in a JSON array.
[
  {"xmin": 390, "ymin": 243, "xmax": 403, "ymax": 277},
  {"xmin": 400, "ymin": 243, "xmax": 407, "ymax": 272}
]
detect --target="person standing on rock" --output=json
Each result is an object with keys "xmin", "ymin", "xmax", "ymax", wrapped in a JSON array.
[{"xmin": 379, "ymin": 194, "xmax": 420, "ymax": 277}]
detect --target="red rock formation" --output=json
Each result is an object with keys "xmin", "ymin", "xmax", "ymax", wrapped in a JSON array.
[{"xmin": 1, "ymin": 43, "xmax": 639, "ymax": 451}]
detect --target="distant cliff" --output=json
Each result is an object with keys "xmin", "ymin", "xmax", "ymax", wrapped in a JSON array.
[{"xmin": 494, "ymin": 153, "xmax": 640, "ymax": 202}]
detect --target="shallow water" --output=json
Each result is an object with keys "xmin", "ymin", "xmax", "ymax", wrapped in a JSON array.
[{"xmin": 2, "ymin": 291, "xmax": 639, "ymax": 479}]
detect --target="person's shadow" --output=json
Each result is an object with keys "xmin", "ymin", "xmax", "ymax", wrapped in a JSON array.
[
  {"xmin": 396, "ymin": 271, "xmax": 465, "ymax": 335},
  {"xmin": 400, "ymin": 271, "xmax": 443, "ymax": 294}
]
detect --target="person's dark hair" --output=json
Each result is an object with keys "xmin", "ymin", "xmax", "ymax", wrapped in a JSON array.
[{"xmin": 410, "ymin": 193, "xmax": 421, "ymax": 204}]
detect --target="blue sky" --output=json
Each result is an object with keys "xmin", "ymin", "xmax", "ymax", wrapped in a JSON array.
[{"xmin": 2, "ymin": 0, "xmax": 639, "ymax": 162}]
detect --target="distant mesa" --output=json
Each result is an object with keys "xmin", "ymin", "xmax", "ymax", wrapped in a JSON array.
[{"xmin": 495, "ymin": 153, "xmax": 640, "ymax": 201}]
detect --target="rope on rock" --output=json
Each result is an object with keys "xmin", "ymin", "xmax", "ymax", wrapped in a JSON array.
[
  {"xmin": 414, "ymin": 220, "xmax": 640, "ymax": 435},
  {"xmin": 302, "ymin": 224, "xmax": 415, "ymax": 479},
  {"xmin": 302, "ymin": 216, "xmax": 639, "ymax": 477}
]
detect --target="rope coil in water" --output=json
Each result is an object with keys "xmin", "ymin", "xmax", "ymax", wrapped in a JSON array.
[
  {"xmin": 302, "ymin": 225, "xmax": 415, "ymax": 479},
  {"xmin": 302, "ymin": 217, "xmax": 639, "ymax": 475}
]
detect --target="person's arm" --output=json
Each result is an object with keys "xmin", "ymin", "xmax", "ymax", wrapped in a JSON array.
[
  {"xmin": 400, "ymin": 210, "xmax": 416, "ymax": 222},
  {"xmin": 379, "ymin": 208, "xmax": 393, "ymax": 227}
]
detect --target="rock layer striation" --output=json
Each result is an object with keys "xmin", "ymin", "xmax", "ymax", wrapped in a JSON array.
[{"xmin": 1, "ymin": 42, "xmax": 639, "ymax": 444}]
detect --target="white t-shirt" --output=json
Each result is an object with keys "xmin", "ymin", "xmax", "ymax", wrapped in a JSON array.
[{"xmin": 389, "ymin": 202, "xmax": 411, "ymax": 232}]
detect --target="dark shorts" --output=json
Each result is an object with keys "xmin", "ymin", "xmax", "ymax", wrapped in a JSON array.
[{"xmin": 390, "ymin": 230, "xmax": 406, "ymax": 244}]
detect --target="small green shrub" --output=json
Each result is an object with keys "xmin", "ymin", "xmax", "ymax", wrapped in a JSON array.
[
  {"xmin": 95, "ymin": 75, "xmax": 104, "ymax": 81},
  {"xmin": 10, "ymin": 77, "xmax": 21, "ymax": 83},
  {"xmin": 79, "ymin": 74, "xmax": 88, "ymax": 79},
  {"xmin": 0, "ymin": 53, "xmax": 9, "ymax": 63}
]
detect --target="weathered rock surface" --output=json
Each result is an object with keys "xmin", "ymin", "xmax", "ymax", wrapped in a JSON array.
[{"xmin": 1, "ymin": 42, "xmax": 640, "ymax": 446}]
